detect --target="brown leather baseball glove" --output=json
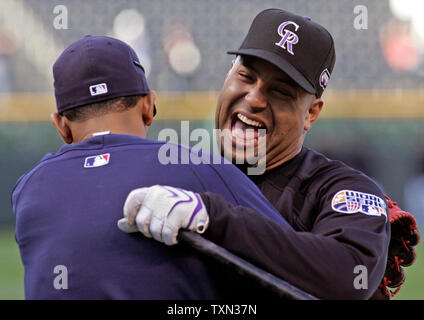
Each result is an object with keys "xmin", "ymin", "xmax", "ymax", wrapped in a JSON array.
[{"xmin": 371, "ymin": 195, "xmax": 421, "ymax": 300}]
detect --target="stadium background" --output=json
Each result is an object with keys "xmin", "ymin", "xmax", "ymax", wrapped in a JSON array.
[{"xmin": 1, "ymin": 0, "xmax": 423, "ymax": 299}]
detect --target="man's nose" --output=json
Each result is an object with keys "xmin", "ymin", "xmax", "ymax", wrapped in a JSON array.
[{"xmin": 245, "ymin": 85, "xmax": 267, "ymax": 110}]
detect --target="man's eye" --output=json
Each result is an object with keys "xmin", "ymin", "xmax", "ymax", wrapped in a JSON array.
[
  {"xmin": 273, "ymin": 88, "xmax": 289, "ymax": 96},
  {"xmin": 238, "ymin": 72, "xmax": 254, "ymax": 81}
]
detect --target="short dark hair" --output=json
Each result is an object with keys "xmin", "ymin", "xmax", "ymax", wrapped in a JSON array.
[{"xmin": 61, "ymin": 95, "xmax": 143, "ymax": 122}]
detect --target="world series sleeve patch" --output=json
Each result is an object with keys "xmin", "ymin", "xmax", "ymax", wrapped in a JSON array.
[{"xmin": 331, "ymin": 189, "xmax": 387, "ymax": 220}]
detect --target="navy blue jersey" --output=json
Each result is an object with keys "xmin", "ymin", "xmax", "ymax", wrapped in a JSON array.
[{"xmin": 12, "ymin": 133, "xmax": 290, "ymax": 299}]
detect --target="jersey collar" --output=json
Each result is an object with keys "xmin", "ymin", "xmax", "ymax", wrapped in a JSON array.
[{"xmin": 55, "ymin": 133, "xmax": 160, "ymax": 154}]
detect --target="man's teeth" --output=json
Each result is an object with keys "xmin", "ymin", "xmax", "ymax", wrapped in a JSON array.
[{"xmin": 237, "ymin": 113, "xmax": 264, "ymax": 128}]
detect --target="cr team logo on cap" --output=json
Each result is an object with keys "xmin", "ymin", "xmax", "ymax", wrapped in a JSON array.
[{"xmin": 275, "ymin": 21, "xmax": 300, "ymax": 55}]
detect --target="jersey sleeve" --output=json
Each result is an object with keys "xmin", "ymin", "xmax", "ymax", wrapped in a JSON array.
[{"xmin": 201, "ymin": 174, "xmax": 390, "ymax": 300}]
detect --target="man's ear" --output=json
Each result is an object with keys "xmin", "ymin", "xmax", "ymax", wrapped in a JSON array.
[
  {"xmin": 140, "ymin": 91, "xmax": 156, "ymax": 127},
  {"xmin": 304, "ymin": 98, "xmax": 324, "ymax": 132},
  {"xmin": 51, "ymin": 112, "xmax": 73, "ymax": 144}
]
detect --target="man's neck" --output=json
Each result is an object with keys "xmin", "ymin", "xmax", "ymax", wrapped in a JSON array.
[{"xmin": 70, "ymin": 112, "xmax": 147, "ymax": 143}]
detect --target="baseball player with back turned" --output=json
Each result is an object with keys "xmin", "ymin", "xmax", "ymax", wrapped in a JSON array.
[
  {"xmin": 119, "ymin": 9, "xmax": 420, "ymax": 300},
  {"xmin": 11, "ymin": 35, "xmax": 297, "ymax": 299}
]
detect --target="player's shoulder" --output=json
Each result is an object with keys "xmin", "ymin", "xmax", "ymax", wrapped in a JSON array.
[
  {"xmin": 301, "ymin": 147, "xmax": 384, "ymax": 196},
  {"xmin": 169, "ymin": 143, "xmax": 271, "ymax": 204},
  {"xmin": 156, "ymin": 139, "xmax": 231, "ymax": 166},
  {"xmin": 11, "ymin": 149, "xmax": 60, "ymax": 211},
  {"xmin": 11, "ymin": 135, "xmax": 164, "ymax": 209},
  {"xmin": 303, "ymin": 147, "xmax": 376, "ymax": 181},
  {"xmin": 301, "ymin": 148, "xmax": 389, "ymax": 222},
  {"xmin": 172, "ymin": 142, "xmax": 251, "ymax": 186}
]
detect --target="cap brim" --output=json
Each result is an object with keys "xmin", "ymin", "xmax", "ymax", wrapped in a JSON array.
[{"xmin": 227, "ymin": 49, "xmax": 315, "ymax": 95}]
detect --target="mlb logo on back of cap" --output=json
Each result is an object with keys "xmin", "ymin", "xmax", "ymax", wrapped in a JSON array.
[{"xmin": 89, "ymin": 83, "xmax": 108, "ymax": 96}]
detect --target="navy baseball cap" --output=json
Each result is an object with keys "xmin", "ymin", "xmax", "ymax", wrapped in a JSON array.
[
  {"xmin": 53, "ymin": 35, "xmax": 156, "ymax": 116},
  {"xmin": 228, "ymin": 9, "xmax": 336, "ymax": 98}
]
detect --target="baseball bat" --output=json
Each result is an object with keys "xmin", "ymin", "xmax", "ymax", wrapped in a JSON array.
[
  {"xmin": 117, "ymin": 218, "xmax": 317, "ymax": 300},
  {"xmin": 178, "ymin": 231, "xmax": 318, "ymax": 300}
]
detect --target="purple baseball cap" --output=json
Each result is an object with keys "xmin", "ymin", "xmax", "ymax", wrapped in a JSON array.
[{"xmin": 53, "ymin": 35, "xmax": 156, "ymax": 116}]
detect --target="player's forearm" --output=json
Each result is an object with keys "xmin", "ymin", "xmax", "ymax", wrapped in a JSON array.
[{"xmin": 201, "ymin": 192, "xmax": 388, "ymax": 300}]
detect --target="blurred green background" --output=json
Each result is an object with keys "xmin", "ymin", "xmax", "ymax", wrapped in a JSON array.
[{"xmin": 0, "ymin": 229, "xmax": 24, "ymax": 299}]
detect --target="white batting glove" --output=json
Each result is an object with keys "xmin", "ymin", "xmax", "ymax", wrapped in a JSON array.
[{"xmin": 117, "ymin": 185, "xmax": 209, "ymax": 245}]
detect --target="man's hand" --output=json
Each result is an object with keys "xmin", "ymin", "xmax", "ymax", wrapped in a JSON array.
[{"xmin": 117, "ymin": 185, "xmax": 209, "ymax": 245}]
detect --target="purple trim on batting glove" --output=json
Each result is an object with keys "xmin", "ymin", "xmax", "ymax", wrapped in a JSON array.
[
  {"xmin": 163, "ymin": 186, "xmax": 179, "ymax": 198},
  {"xmin": 163, "ymin": 187, "xmax": 194, "ymax": 218},
  {"xmin": 186, "ymin": 193, "xmax": 203, "ymax": 229}
]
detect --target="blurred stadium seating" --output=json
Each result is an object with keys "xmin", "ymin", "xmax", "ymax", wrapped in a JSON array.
[
  {"xmin": 1, "ymin": 0, "xmax": 423, "ymax": 92},
  {"xmin": 0, "ymin": 0, "xmax": 423, "ymax": 299}
]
